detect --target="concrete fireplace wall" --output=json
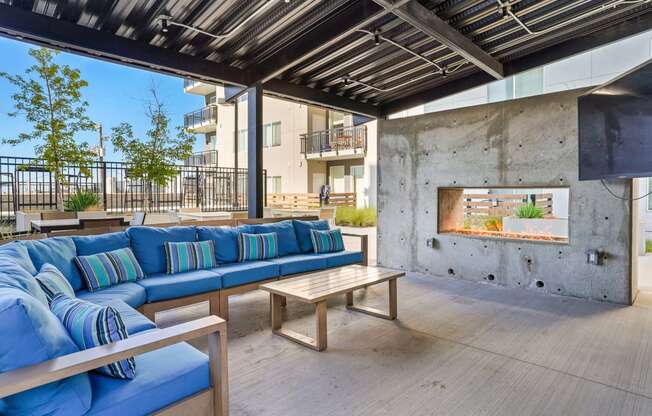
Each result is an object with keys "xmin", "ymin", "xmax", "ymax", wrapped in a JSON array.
[{"xmin": 377, "ymin": 89, "xmax": 633, "ymax": 304}]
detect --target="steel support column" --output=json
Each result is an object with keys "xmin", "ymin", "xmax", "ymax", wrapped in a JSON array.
[{"xmin": 247, "ymin": 84, "xmax": 263, "ymax": 219}]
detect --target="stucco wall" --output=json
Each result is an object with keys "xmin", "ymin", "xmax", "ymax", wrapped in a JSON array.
[{"xmin": 377, "ymin": 89, "xmax": 633, "ymax": 304}]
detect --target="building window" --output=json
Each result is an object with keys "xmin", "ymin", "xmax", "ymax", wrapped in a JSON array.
[
  {"xmin": 267, "ymin": 176, "xmax": 282, "ymax": 194},
  {"xmin": 206, "ymin": 133, "xmax": 217, "ymax": 147},
  {"xmin": 263, "ymin": 122, "xmax": 281, "ymax": 148},
  {"xmin": 238, "ymin": 129, "xmax": 247, "ymax": 153}
]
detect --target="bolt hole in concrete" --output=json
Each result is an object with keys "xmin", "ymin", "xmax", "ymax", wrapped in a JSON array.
[
  {"xmin": 536, "ymin": 280, "xmax": 545, "ymax": 288},
  {"xmin": 437, "ymin": 187, "xmax": 569, "ymax": 243},
  {"xmin": 448, "ymin": 268, "xmax": 455, "ymax": 275},
  {"xmin": 487, "ymin": 274, "xmax": 495, "ymax": 281}
]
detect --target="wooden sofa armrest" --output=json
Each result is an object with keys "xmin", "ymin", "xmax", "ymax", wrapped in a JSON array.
[
  {"xmin": 0, "ymin": 315, "xmax": 229, "ymax": 416},
  {"xmin": 341, "ymin": 233, "xmax": 369, "ymax": 266}
]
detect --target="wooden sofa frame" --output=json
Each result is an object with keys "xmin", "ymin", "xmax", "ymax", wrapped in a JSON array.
[{"xmin": 0, "ymin": 315, "xmax": 229, "ymax": 416}]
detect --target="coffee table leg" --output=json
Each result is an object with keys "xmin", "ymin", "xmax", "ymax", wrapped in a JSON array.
[
  {"xmin": 315, "ymin": 300, "xmax": 327, "ymax": 351},
  {"xmin": 346, "ymin": 278, "xmax": 398, "ymax": 320},
  {"xmin": 271, "ymin": 295, "xmax": 328, "ymax": 352},
  {"xmin": 271, "ymin": 294, "xmax": 283, "ymax": 330}
]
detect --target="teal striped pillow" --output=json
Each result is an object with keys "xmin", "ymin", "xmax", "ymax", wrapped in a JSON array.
[
  {"xmin": 238, "ymin": 232, "xmax": 278, "ymax": 261},
  {"xmin": 310, "ymin": 229, "xmax": 345, "ymax": 253},
  {"xmin": 50, "ymin": 294, "xmax": 136, "ymax": 379},
  {"xmin": 35, "ymin": 263, "xmax": 76, "ymax": 304},
  {"xmin": 75, "ymin": 248, "xmax": 144, "ymax": 292},
  {"xmin": 165, "ymin": 240, "xmax": 217, "ymax": 274}
]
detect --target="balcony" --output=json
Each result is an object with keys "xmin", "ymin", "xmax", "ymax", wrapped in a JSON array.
[
  {"xmin": 300, "ymin": 125, "xmax": 367, "ymax": 160},
  {"xmin": 183, "ymin": 78, "xmax": 216, "ymax": 95},
  {"xmin": 184, "ymin": 105, "xmax": 217, "ymax": 133},
  {"xmin": 184, "ymin": 150, "xmax": 218, "ymax": 166}
]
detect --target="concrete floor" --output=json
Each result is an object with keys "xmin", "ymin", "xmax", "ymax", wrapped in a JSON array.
[{"xmin": 156, "ymin": 271, "xmax": 652, "ymax": 416}]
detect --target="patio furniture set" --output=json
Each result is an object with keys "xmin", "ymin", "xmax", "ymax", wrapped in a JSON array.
[{"xmin": 0, "ymin": 215, "xmax": 382, "ymax": 415}]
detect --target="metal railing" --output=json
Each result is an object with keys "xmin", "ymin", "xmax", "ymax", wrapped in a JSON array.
[
  {"xmin": 0, "ymin": 156, "xmax": 267, "ymax": 221},
  {"xmin": 184, "ymin": 105, "xmax": 217, "ymax": 130},
  {"xmin": 300, "ymin": 125, "xmax": 367, "ymax": 158},
  {"xmin": 184, "ymin": 150, "xmax": 218, "ymax": 166}
]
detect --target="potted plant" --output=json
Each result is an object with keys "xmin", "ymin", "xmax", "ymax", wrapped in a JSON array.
[{"xmin": 64, "ymin": 189, "xmax": 101, "ymax": 212}]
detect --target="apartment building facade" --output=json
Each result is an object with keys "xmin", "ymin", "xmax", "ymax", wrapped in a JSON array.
[{"xmin": 183, "ymin": 82, "xmax": 377, "ymax": 208}]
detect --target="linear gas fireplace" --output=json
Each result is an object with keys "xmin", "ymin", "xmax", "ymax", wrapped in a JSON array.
[{"xmin": 438, "ymin": 187, "xmax": 569, "ymax": 243}]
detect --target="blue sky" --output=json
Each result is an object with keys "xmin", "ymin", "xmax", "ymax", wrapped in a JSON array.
[{"xmin": 0, "ymin": 36, "xmax": 205, "ymax": 161}]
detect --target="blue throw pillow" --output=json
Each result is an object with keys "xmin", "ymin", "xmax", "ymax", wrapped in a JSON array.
[
  {"xmin": 165, "ymin": 240, "xmax": 217, "ymax": 274},
  {"xmin": 73, "ymin": 231, "xmax": 130, "ymax": 255},
  {"xmin": 239, "ymin": 232, "xmax": 279, "ymax": 261},
  {"xmin": 35, "ymin": 263, "xmax": 76, "ymax": 304},
  {"xmin": 128, "ymin": 226, "xmax": 197, "ymax": 274},
  {"xmin": 197, "ymin": 225, "xmax": 255, "ymax": 264},
  {"xmin": 75, "ymin": 248, "xmax": 144, "ymax": 292},
  {"xmin": 310, "ymin": 229, "xmax": 345, "ymax": 253},
  {"xmin": 50, "ymin": 294, "xmax": 136, "ymax": 379},
  {"xmin": 252, "ymin": 220, "xmax": 300, "ymax": 256},
  {"xmin": 21, "ymin": 237, "xmax": 83, "ymax": 291},
  {"xmin": 0, "ymin": 287, "xmax": 92, "ymax": 415},
  {"xmin": 293, "ymin": 220, "xmax": 330, "ymax": 253}
]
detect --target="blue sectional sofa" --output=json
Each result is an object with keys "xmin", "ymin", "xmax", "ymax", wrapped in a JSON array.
[{"xmin": 0, "ymin": 217, "xmax": 366, "ymax": 415}]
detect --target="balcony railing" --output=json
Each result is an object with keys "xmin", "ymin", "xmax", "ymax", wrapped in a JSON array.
[
  {"xmin": 300, "ymin": 125, "xmax": 367, "ymax": 158},
  {"xmin": 184, "ymin": 106, "xmax": 217, "ymax": 131},
  {"xmin": 184, "ymin": 150, "xmax": 218, "ymax": 166}
]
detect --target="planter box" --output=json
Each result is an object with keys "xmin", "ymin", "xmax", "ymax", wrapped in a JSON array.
[{"xmin": 502, "ymin": 217, "xmax": 568, "ymax": 238}]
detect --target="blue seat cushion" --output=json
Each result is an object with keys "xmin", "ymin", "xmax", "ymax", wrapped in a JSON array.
[
  {"xmin": 128, "ymin": 226, "xmax": 197, "ymax": 274},
  {"xmin": 73, "ymin": 297, "xmax": 155, "ymax": 335},
  {"xmin": 77, "ymin": 282, "xmax": 147, "ymax": 309},
  {"xmin": 317, "ymin": 251, "xmax": 364, "ymax": 268},
  {"xmin": 252, "ymin": 220, "xmax": 300, "ymax": 256},
  {"xmin": 137, "ymin": 269, "xmax": 221, "ymax": 303},
  {"xmin": 197, "ymin": 225, "xmax": 254, "ymax": 264},
  {"xmin": 292, "ymin": 220, "xmax": 330, "ymax": 253},
  {"xmin": 269, "ymin": 254, "xmax": 328, "ymax": 276},
  {"xmin": 0, "ymin": 287, "xmax": 91, "ymax": 416},
  {"xmin": 212, "ymin": 261, "xmax": 279, "ymax": 288},
  {"xmin": 0, "ymin": 241, "xmax": 37, "ymax": 274},
  {"xmin": 86, "ymin": 341, "xmax": 209, "ymax": 416},
  {"xmin": 73, "ymin": 231, "xmax": 130, "ymax": 256},
  {"xmin": 21, "ymin": 237, "xmax": 84, "ymax": 291}
]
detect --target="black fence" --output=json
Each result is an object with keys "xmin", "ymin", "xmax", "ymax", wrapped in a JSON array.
[{"xmin": 0, "ymin": 156, "xmax": 265, "ymax": 222}]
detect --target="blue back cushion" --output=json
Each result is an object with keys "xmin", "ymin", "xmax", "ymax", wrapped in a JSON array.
[
  {"xmin": 73, "ymin": 231, "xmax": 130, "ymax": 256},
  {"xmin": 21, "ymin": 237, "xmax": 83, "ymax": 291},
  {"xmin": 0, "ymin": 287, "xmax": 91, "ymax": 415},
  {"xmin": 293, "ymin": 220, "xmax": 330, "ymax": 253},
  {"xmin": 252, "ymin": 220, "xmax": 300, "ymax": 256},
  {"xmin": 128, "ymin": 226, "xmax": 197, "ymax": 274},
  {"xmin": 0, "ymin": 242, "xmax": 37, "ymax": 275},
  {"xmin": 197, "ymin": 225, "xmax": 254, "ymax": 264},
  {"xmin": 0, "ymin": 252, "xmax": 48, "ymax": 306}
]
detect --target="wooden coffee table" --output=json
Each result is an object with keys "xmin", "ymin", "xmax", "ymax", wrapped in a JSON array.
[{"xmin": 259, "ymin": 265, "xmax": 405, "ymax": 351}]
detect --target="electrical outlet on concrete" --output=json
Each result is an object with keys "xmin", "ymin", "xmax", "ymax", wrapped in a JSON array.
[
  {"xmin": 426, "ymin": 238, "xmax": 438, "ymax": 249},
  {"xmin": 586, "ymin": 249, "xmax": 605, "ymax": 265}
]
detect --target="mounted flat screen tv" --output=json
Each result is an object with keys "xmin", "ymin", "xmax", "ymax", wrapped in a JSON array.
[{"xmin": 578, "ymin": 59, "xmax": 652, "ymax": 181}]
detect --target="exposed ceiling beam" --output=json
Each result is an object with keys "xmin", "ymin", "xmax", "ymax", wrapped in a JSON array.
[
  {"xmin": 253, "ymin": 0, "xmax": 413, "ymax": 84},
  {"xmin": 0, "ymin": 4, "xmax": 252, "ymax": 87},
  {"xmin": 374, "ymin": 0, "xmax": 504, "ymax": 80},
  {"xmin": 379, "ymin": 10, "xmax": 652, "ymax": 116}
]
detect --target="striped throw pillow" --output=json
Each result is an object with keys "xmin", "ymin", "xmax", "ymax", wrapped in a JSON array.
[
  {"xmin": 50, "ymin": 294, "xmax": 136, "ymax": 379},
  {"xmin": 310, "ymin": 229, "xmax": 345, "ymax": 253},
  {"xmin": 238, "ymin": 232, "xmax": 278, "ymax": 261},
  {"xmin": 165, "ymin": 240, "xmax": 217, "ymax": 274},
  {"xmin": 75, "ymin": 248, "xmax": 144, "ymax": 292},
  {"xmin": 35, "ymin": 263, "xmax": 76, "ymax": 304}
]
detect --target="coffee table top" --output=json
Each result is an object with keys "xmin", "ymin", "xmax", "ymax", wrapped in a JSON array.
[{"xmin": 259, "ymin": 265, "xmax": 404, "ymax": 303}]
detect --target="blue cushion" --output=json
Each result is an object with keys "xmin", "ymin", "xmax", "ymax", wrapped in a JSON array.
[
  {"xmin": 73, "ymin": 231, "xmax": 130, "ymax": 256},
  {"xmin": 318, "ymin": 251, "xmax": 364, "ymax": 268},
  {"xmin": 239, "ymin": 232, "xmax": 279, "ymax": 261},
  {"xmin": 0, "ymin": 241, "xmax": 37, "ymax": 275},
  {"xmin": 21, "ymin": 237, "xmax": 83, "ymax": 291},
  {"xmin": 252, "ymin": 220, "xmax": 300, "ymax": 256},
  {"xmin": 137, "ymin": 269, "xmax": 222, "ymax": 303},
  {"xmin": 212, "ymin": 261, "xmax": 279, "ymax": 288},
  {"xmin": 77, "ymin": 282, "xmax": 147, "ymax": 309},
  {"xmin": 197, "ymin": 225, "xmax": 254, "ymax": 264},
  {"xmin": 0, "ymin": 287, "xmax": 91, "ymax": 416},
  {"xmin": 86, "ymin": 341, "xmax": 208, "ymax": 416},
  {"xmin": 75, "ymin": 248, "xmax": 144, "ymax": 292},
  {"xmin": 165, "ymin": 241, "xmax": 217, "ymax": 274},
  {"xmin": 80, "ymin": 298, "xmax": 155, "ymax": 335},
  {"xmin": 51, "ymin": 294, "xmax": 136, "ymax": 379},
  {"xmin": 268, "ymin": 254, "xmax": 328, "ymax": 276},
  {"xmin": 310, "ymin": 228, "xmax": 345, "ymax": 253},
  {"xmin": 293, "ymin": 220, "xmax": 330, "ymax": 253},
  {"xmin": 128, "ymin": 226, "xmax": 197, "ymax": 274},
  {"xmin": 0, "ymin": 256, "xmax": 48, "ymax": 306},
  {"xmin": 35, "ymin": 263, "xmax": 76, "ymax": 304}
]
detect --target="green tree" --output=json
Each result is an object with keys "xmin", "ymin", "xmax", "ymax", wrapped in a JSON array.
[
  {"xmin": 0, "ymin": 48, "xmax": 96, "ymax": 210},
  {"xmin": 110, "ymin": 86, "xmax": 195, "ymax": 210}
]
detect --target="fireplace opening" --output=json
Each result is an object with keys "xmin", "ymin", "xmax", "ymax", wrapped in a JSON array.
[{"xmin": 438, "ymin": 187, "xmax": 569, "ymax": 244}]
